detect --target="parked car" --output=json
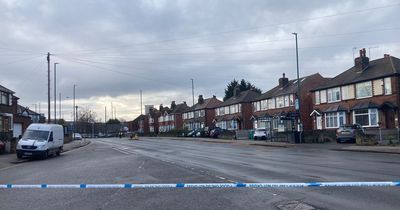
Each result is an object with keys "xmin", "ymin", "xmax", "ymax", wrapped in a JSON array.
[
  {"xmin": 73, "ymin": 133, "xmax": 83, "ymax": 140},
  {"xmin": 16, "ymin": 123, "xmax": 64, "ymax": 159},
  {"xmin": 186, "ymin": 129, "xmax": 199, "ymax": 137},
  {"xmin": 253, "ymin": 128, "xmax": 268, "ymax": 140},
  {"xmin": 210, "ymin": 127, "xmax": 223, "ymax": 138},
  {"xmin": 0, "ymin": 140, "xmax": 5, "ymax": 153},
  {"xmin": 195, "ymin": 129, "xmax": 209, "ymax": 137},
  {"xmin": 336, "ymin": 124, "xmax": 364, "ymax": 143}
]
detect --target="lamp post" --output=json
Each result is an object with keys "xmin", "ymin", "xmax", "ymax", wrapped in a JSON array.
[
  {"xmin": 292, "ymin": 32, "xmax": 302, "ymax": 144},
  {"xmin": 73, "ymin": 85, "xmax": 76, "ymax": 134},
  {"xmin": 190, "ymin": 78, "xmax": 196, "ymax": 129},
  {"xmin": 54, "ymin": 62, "xmax": 59, "ymax": 124}
]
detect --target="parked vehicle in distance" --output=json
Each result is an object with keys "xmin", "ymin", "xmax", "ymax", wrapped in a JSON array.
[
  {"xmin": 336, "ymin": 124, "xmax": 364, "ymax": 143},
  {"xmin": 210, "ymin": 127, "xmax": 223, "ymax": 138},
  {"xmin": 254, "ymin": 128, "xmax": 267, "ymax": 140},
  {"xmin": 195, "ymin": 128, "xmax": 209, "ymax": 137},
  {"xmin": 0, "ymin": 140, "xmax": 5, "ymax": 153},
  {"xmin": 186, "ymin": 129, "xmax": 197, "ymax": 137},
  {"xmin": 16, "ymin": 123, "xmax": 64, "ymax": 159},
  {"xmin": 73, "ymin": 133, "xmax": 83, "ymax": 140}
]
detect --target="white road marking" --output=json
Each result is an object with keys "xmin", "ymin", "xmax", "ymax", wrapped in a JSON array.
[{"xmin": 138, "ymin": 161, "xmax": 145, "ymax": 169}]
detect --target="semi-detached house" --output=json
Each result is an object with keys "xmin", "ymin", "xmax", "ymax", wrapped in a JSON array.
[
  {"xmin": 251, "ymin": 73, "xmax": 327, "ymax": 137},
  {"xmin": 310, "ymin": 49, "xmax": 400, "ymax": 130},
  {"xmin": 213, "ymin": 88, "xmax": 260, "ymax": 130},
  {"xmin": 158, "ymin": 101, "xmax": 189, "ymax": 132},
  {"xmin": 182, "ymin": 95, "xmax": 222, "ymax": 130}
]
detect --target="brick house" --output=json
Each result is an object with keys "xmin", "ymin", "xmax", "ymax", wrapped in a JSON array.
[
  {"xmin": 128, "ymin": 114, "xmax": 148, "ymax": 135},
  {"xmin": 0, "ymin": 85, "xmax": 32, "ymax": 141},
  {"xmin": 213, "ymin": 88, "xmax": 260, "ymax": 130},
  {"xmin": 251, "ymin": 73, "xmax": 327, "ymax": 136},
  {"xmin": 148, "ymin": 106, "xmax": 161, "ymax": 135},
  {"xmin": 310, "ymin": 49, "xmax": 400, "ymax": 130},
  {"xmin": 182, "ymin": 95, "xmax": 222, "ymax": 130},
  {"xmin": 159, "ymin": 101, "xmax": 189, "ymax": 132}
]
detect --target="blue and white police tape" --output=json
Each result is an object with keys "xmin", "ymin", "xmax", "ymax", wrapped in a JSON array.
[{"xmin": 1, "ymin": 181, "xmax": 400, "ymax": 189}]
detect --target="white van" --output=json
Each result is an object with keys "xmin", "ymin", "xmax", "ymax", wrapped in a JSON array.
[{"xmin": 16, "ymin": 123, "xmax": 64, "ymax": 159}]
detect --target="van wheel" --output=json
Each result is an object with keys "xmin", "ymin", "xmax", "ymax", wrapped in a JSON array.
[
  {"xmin": 56, "ymin": 148, "xmax": 61, "ymax": 156},
  {"xmin": 42, "ymin": 150, "xmax": 49, "ymax": 159}
]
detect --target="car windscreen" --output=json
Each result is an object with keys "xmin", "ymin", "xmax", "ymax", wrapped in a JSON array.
[{"xmin": 22, "ymin": 130, "xmax": 50, "ymax": 141}]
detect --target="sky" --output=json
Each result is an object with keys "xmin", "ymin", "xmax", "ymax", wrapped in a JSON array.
[{"xmin": 1, "ymin": 0, "xmax": 399, "ymax": 122}]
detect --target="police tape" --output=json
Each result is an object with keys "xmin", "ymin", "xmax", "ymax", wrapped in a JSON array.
[{"xmin": 1, "ymin": 181, "xmax": 399, "ymax": 189}]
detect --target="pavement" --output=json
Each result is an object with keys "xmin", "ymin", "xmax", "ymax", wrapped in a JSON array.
[
  {"xmin": 0, "ymin": 139, "xmax": 90, "ymax": 170},
  {"xmin": 149, "ymin": 136, "xmax": 400, "ymax": 154},
  {"xmin": 1, "ymin": 137, "xmax": 400, "ymax": 209}
]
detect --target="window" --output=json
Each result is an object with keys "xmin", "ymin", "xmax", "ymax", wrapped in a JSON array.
[
  {"xmin": 269, "ymin": 98, "xmax": 275, "ymax": 109},
  {"xmin": 353, "ymin": 108, "xmax": 378, "ymax": 127},
  {"xmin": 219, "ymin": 107, "xmax": 225, "ymax": 115},
  {"xmin": 384, "ymin": 77, "xmax": 392, "ymax": 95},
  {"xmin": 230, "ymin": 105, "xmax": 237, "ymax": 114},
  {"xmin": 261, "ymin": 100, "xmax": 267, "ymax": 110},
  {"xmin": 289, "ymin": 94, "xmax": 294, "ymax": 106},
  {"xmin": 341, "ymin": 85, "xmax": 355, "ymax": 100},
  {"xmin": 277, "ymin": 96, "xmax": 284, "ymax": 108},
  {"xmin": 325, "ymin": 112, "xmax": 346, "ymax": 128},
  {"xmin": 327, "ymin": 87, "xmax": 341, "ymax": 102},
  {"xmin": 1, "ymin": 92, "xmax": 10, "ymax": 105},
  {"xmin": 320, "ymin": 90, "xmax": 327, "ymax": 103},
  {"xmin": 356, "ymin": 81, "xmax": 372, "ymax": 98},
  {"xmin": 315, "ymin": 91, "xmax": 320, "ymax": 105},
  {"xmin": 224, "ymin": 106, "xmax": 229, "ymax": 115},
  {"xmin": 284, "ymin": 95, "xmax": 289, "ymax": 107},
  {"xmin": 199, "ymin": 110, "xmax": 205, "ymax": 117}
]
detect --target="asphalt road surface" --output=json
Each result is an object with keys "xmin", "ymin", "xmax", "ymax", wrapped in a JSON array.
[{"xmin": 1, "ymin": 137, "xmax": 400, "ymax": 210}]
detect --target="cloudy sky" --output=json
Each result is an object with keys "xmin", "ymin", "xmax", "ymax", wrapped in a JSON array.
[{"xmin": 1, "ymin": 0, "xmax": 399, "ymax": 121}]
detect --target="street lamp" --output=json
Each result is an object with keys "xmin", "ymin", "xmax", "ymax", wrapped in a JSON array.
[
  {"xmin": 73, "ymin": 85, "xmax": 77, "ymax": 133},
  {"xmin": 190, "ymin": 78, "xmax": 196, "ymax": 129},
  {"xmin": 54, "ymin": 62, "xmax": 59, "ymax": 123},
  {"xmin": 292, "ymin": 32, "xmax": 302, "ymax": 143}
]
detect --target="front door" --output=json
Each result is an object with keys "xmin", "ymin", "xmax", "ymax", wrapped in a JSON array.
[
  {"xmin": 316, "ymin": 116, "xmax": 322, "ymax": 130},
  {"xmin": 385, "ymin": 109, "xmax": 395, "ymax": 129}
]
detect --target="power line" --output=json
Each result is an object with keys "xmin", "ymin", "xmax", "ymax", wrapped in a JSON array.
[{"xmin": 55, "ymin": 2, "xmax": 400, "ymax": 55}]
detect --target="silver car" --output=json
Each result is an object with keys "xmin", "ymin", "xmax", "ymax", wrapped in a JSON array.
[
  {"xmin": 336, "ymin": 124, "xmax": 364, "ymax": 143},
  {"xmin": 254, "ymin": 128, "xmax": 268, "ymax": 140}
]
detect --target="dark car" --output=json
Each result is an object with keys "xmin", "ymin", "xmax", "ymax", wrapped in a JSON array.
[
  {"xmin": 336, "ymin": 124, "xmax": 364, "ymax": 143},
  {"xmin": 210, "ymin": 127, "xmax": 223, "ymax": 138}
]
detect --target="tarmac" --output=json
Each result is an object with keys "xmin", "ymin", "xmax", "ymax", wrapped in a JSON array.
[{"xmin": 0, "ymin": 139, "xmax": 90, "ymax": 170}]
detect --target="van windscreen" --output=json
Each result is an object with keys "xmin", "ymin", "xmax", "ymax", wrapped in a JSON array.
[{"xmin": 22, "ymin": 130, "xmax": 50, "ymax": 141}]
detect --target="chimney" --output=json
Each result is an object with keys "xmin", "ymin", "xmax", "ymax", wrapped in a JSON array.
[
  {"xmin": 354, "ymin": 48, "xmax": 369, "ymax": 71},
  {"xmin": 279, "ymin": 73, "xmax": 289, "ymax": 87},
  {"xmin": 183, "ymin": 101, "xmax": 186, "ymax": 105},
  {"xmin": 171, "ymin": 101, "xmax": 176, "ymax": 110},
  {"xmin": 198, "ymin": 95, "xmax": 204, "ymax": 104},
  {"xmin": 213, "ymin": 95, "xmax": 216, "ymax": 98},
  {"xmin": 159, "ymin": 104, "xmax": 163, "ymax": 113},
  {"xmin": 384, "ymin": 54, "xmax": 390, "ymax": 58},
  {"xmin": 12, "ymin": 96, "xmax": 19, "ymax": 114},
  {"xmin": 233, "ymin": 85, "xmax": 240, "ymax": 97}
]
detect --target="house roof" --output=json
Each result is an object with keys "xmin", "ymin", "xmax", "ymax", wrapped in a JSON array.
[
  {"xmin": 17, "ymin": 105, "xmax": 40, "ymax": 115},
  {"xmin": 0, "ymin": 85, "xmax": 15, "ymax": 94},
  {"xmin": 255, "ymin": 73, "xmax": 321, "ymax": 101},
  {"xmin": 313, "ymin": 56, "xmax": 400, "ymax": 91},
  {"xmin": 185, "ymin": 96, "xmax": 222, "ymax": 112},
  {"xmin": 217, "ymin": 90, "xmax": 261, "ymax": 107},
  {"xmin": 170, "ymin": 102, "xmax": 189, "ymax": 114}
]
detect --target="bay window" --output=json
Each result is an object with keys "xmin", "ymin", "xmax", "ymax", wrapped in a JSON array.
[
  {"xmin": 353, "ymin": 108, "xmax": 378, "ymax": 127},
  {"xmin": 325, "ymin": 112, "xmax": 346, "ymax": 128}
]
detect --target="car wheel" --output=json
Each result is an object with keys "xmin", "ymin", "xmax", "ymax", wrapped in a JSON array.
[
  {"xmin": 254, "ymin": 136, "xmax": 257, "ymax": 140},
  {"xmin": 17, "ymin": 153, "xmax": 23, "ymax": 159},
  {"xmin": 262, "ymin": 136, "xmax": 266, "ymax": 140},
  {"xmin": 336, "ymin": 139, "xmax": 341, "ymax": 144}
]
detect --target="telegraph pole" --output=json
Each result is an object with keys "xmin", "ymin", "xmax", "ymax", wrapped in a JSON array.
[
  {"xmin": 54, "ymin": 62, "xmax": 59, "ymax": 123},
  {"xmin": 59, "ymin": 93, "xmax": 61, "ymax": 121},
  {"xmin": 47, "ymin": 52, "xmax": 51, "ymax": 123},
  {"xmin": 140, "ymin": 89, "xmax": 143, "ymax": 115},
  {"xmin": 73, "ymin": 84, "xmax": 76, "ymax": 133}
]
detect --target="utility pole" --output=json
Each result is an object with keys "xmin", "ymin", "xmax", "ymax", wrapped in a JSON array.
[
  {"xmin": 75, "ymin": 105, "xmax": 78, "ymax": 133},
  {"xmin": 190, "ymin": 79, "xmax": 195, "ymax": 106},
  {"xmin": 47, "ymin": 52, "xmax": 51, "ymax": 123},
  {"xmin": 140, "ymin": 89, "xmax": 143, "ymax": 115},
  {"xmin": 293, "ymin": 32, "xmax": 302, "ymax": 144},
  {"xmin": 111, "ymin": 102, "xmax": 113, "ymax": 119},
  {"xmin": 54, "ymin": 62, "xmax": 59, "ymax": 123},
  {"xmin": 59, "ymin": 92, "xmax": 61, "ymax": 121},
  {"xmin": 105, "ymin": 106, "xmax": 107, "ymax": 136}
]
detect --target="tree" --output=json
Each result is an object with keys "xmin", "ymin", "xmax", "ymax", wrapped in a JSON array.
[
  {"xmin": 107, "ymin": 119, "xmax": 121, "ymax": 124},
  {"xmin": 223, "ymin": 79, "xmax": 262, "ymax": 101}
]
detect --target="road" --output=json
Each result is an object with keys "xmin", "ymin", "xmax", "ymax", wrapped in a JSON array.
[{"xmin": 1, "ymin": 137, "xmax": 400, "ymax": 210}]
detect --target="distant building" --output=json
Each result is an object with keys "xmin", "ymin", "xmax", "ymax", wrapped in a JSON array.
[{"xmin": 144, "ymin": 105, "xmax": 154, "ymax": 115}]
